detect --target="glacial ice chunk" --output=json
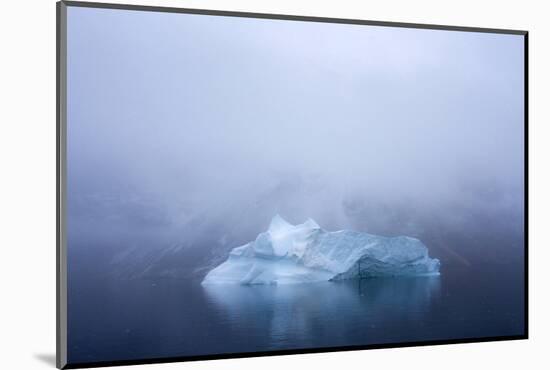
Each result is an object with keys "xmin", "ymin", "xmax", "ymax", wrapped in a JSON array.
[{"xmin": 202, "ymin": 215, "xmax": 440, "ymax": 285}]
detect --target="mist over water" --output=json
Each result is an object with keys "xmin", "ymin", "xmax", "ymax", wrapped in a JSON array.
[
  {"xmin": 66, "ymin": 6, "xmax": 525, "ymax": 364},
  {"xmin": 67, "ymin": 7, "xmax": 524, "ymax": 277}
]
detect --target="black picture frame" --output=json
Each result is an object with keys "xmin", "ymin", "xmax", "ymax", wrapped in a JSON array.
[{"xmin": 56, "ymin": 1, "xmax": 529, "ymax": 368}]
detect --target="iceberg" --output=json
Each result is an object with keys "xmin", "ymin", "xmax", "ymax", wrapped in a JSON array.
[{"xmin": 202, "ymin": 215, "xmax": 440, "ymax": 285}]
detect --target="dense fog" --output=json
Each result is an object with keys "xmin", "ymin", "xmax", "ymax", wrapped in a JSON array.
[{"xmin": 66, "ymin": 7, "xmax": 525, "ymax": 277}]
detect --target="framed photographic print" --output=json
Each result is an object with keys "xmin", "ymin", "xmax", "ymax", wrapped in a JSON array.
[{"xmin": 57, "ymin": 1, "xmax": 528, "ymax": 368}]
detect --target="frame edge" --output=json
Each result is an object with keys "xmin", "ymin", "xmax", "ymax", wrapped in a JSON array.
[
  {"xmin": 57, "ymin": 1, "xmax": 68, "ymax": 369},
  {"xmin": 523, "ymin": 32, "xmax": 530, "ymax": 339},
  {"xmin": 62, "ymin": 0, "xmax": 527, "ymax": 35}
]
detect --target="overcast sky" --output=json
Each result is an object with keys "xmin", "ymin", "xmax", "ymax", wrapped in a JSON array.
[{"xmin": 67, "ymin": 7, "xmax": 524, "ymax": 247}]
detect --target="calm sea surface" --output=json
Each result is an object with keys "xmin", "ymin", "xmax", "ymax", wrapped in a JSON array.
[{"xmin": 67, "ymin": 262, "xmax": 525, "ymax": 365}]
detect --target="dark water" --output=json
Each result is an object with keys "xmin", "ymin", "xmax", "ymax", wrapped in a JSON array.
[{"xmin": 67, "ymin": 262, "xmax": 525, "ymax": 365}]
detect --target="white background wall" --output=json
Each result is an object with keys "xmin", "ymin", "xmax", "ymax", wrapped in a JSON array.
[{"xmin": 0, "ymin": 0, "xmax": 547, "ymax": 369}]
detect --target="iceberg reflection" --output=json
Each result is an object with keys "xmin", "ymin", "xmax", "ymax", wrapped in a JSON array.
[{"xmin": 202, "ymin": 276, "xmax": 441, "ymax": 349}]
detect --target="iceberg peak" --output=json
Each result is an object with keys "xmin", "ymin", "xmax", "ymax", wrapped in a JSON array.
[
  {"xmin": 301, "ymin": 218, "xmax": 320, "ymax": 230},
  {"xmin": 268, "ymin": 214, "xmax": 293, "ymax": 234}
]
